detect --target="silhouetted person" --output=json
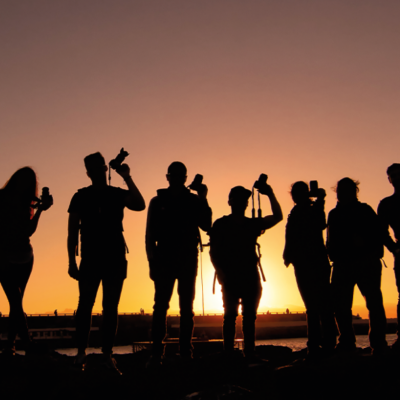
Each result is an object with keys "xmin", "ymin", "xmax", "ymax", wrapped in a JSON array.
[
  {"xmin": 54, "ymin": 309, "xmax": 58, "ymax": 317},
  {"xmin": 0, "ymin": 167, "xmax": 53, "ymax": 356},
  {"xmin": 378, "ymin": 163, "xmax": 400, "ymax": 350},
  {"xmin": 210, "ymin": 184, "xmax": 282, "ymax": 361},
  {"xmin": 67, "ymin": 152, "xmax": 145, "ymax": 373},
  {"xmin": 145, "ymin": 162, "xmax": 212, "ymax": 367},
  {"xmin": 327, "ymin": 178, "xmax": 387, "ymax": 354},
  {"xmin": 283, "ymin": 181, "xmax": 336, "ymax": 357}
]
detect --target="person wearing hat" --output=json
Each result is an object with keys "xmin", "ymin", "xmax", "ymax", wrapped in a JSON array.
[
  {"xmin": 378, "ymin": 163, "xmax": 400, "ymax": 350},
  {"xmin": 283, "ymin": 181, "xmax": 337, "ymax": 358},
  {"xmin": 145, "ymin": 161, "xmax": 212, "ymax": 368},
  {"xmin": 209, "ymin": 182, "xmax": 282, "ymax": 361},
  {"xmin": 67, "ymin": 152, "xmax": 145, "ymax": 373}
]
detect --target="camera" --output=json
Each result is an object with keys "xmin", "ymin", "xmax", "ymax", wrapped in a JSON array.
[
  {"xmin": 33, "ymin": 187, "xmax": 52, "ymax": 209},
  {"xmin": 253, "ymin": 173, "xmax": 268, "ymax": 190},
  {"xmin": 109, "ymin": 148, "xmax": 129, "ymax": 170},
  {"xmin": 188, "ymin": 174, "xmax": 203, "ymax": 191},
  {"xmin": 309, "ymin": 180, "xmax": 319, "ymax": 197}
]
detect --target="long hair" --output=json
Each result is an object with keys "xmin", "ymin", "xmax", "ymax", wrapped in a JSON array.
[{"xmin": 1, "ymin": 167, "xmax": 38, "ymax": 218}]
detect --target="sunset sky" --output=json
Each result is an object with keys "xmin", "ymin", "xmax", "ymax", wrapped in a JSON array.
[{"xmin": 1, "ymin": 1, "xmax": 400, "ymax": 318}]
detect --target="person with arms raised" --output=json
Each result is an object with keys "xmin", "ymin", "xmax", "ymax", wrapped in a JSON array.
[
  {"xmin": 283, "ymin": 181, "xmax": 336, "ymax": 359},
  {"xmin": 67, "ymin": 152, "xmax": 145, "ymax": 373},
  {"xmin": 0, "ymin": 167, "xmax": 53, "ymax": 356},
  {"xmin": 210, "ymin": 182, "xmax": 282, "ymax": 363},
  {"xmin": 145, "ymin": 162, "xmax": 212, "ymax": 368}
]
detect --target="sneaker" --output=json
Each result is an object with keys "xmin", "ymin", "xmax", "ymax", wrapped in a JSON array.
[
  {"xmin": 102, "ymin": 356, "xmax": 122, "ymax": 376},
  {"xmin": 145, "ymin": 355, "xmax": 162, "ymax": 371},
  {"xmin": 74, "ymin": 353, "xmax": 87, "ymax": 371}
]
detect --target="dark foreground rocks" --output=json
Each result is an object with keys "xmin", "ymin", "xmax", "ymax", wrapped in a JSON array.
[{"xmin": 0, "ymin": 345, "xmax": 398, "ymax": 399}]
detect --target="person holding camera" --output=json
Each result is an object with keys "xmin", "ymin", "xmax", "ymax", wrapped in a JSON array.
[
  {"xmin": 378, "ymin": 163, "xmax": 400, "ymax": 350},
  {"xmin": 209, "ymin": 182, "xmax": 282, "ymax": 362},
  {"xmin": 0, "ymin": 167, "xmax": 53, "ymax": 356},
  {"xmin": 327, "ymin": 178, "xmax": 387, "ymax": 354},
  {"xmin": 283, "ymin": 181, "xmax": 336, "ymax": 358},
  {"xmin": 67, "ymin": 152, "xmax": 145, "ymax": 373},
  {"xmin": 145, "ymin": 162, "xmax": 212, "ymax": 368}
]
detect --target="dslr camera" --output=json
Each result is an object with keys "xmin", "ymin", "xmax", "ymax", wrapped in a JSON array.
[
  {"xmin": 109, "ymin": 148, "xmax": 129, "ymax": 170},
  {"xmin": 253, "ymin": 173, "xmax": 268, "ymax": 190},
  {"xmin": 33, "ymin": 187, "xmax": 53, "ymax": 209},
  {"xmin": 188, "ymin": 174, "xmax": 203, "ymax": 191}
]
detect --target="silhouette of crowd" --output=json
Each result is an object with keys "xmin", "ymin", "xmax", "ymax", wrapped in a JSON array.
[{"xmin": 1, "ymin": 150, "xmax": 400, "ymax": 373}]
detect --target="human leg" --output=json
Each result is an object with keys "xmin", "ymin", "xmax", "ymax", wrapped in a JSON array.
[
  {"xmin": 241, "ymin": 279, "xmax": 262, "ymax": 357},
  {"xmin": 76, "ymin": 260, "xmax": 101, "ymax": 354},
  {"xmin": 331, "ymin": 263, "xmax": 356, "ymax": 349},
  {"xmin": 177, "ymin": 267, "xmax": 197, "ymax": 358},
  {"xmin": 151, "ymin": 277, "xmax": 175, "ymax": 357},
  {"xmin": 101, "ymin": 275, "xmax": 124, "ymax": 355},
  {"xmin": 0, "ymin": 259, "xmax": 33, "ymax": 349},
  {"xmin": 357, "ymin": 260, "xmax": 387, "ymax": 351},
  {"xmin": 293, "ymin": 265, "xmax": 322, "ymax": 352},
  {"xmin": 222, "ymin": 283, "xmax": 240, "ymax": 353}
]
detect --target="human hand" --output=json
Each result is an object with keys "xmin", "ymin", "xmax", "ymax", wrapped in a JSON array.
[
  {"xmin": 68, "ymin": 262, "xmax": 79, "ymax": 281},
  {"xmin": 116, "ymin": 164, "xmax": 131, "ymax": 180},
  {"xmin": 38, "ymin": 195, "xmax": 53, "ymax": 211},
  {"xmin": 196, "ymin": 184, "xmax": 208, "ymax": 200},
  {"xmin": 317, "ymin": 188, "xmax": 326, "ymax": 200},
  {"xmin": 257, "ymin": 183, "xmax": 273, "ymax": 197}
]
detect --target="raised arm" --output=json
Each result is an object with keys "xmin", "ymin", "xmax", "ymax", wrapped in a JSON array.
[
  {"xmin": 116, "ymin": 164, "xmax": 146, "ymax": 211},
  {"xmin": 28, "ymin": 195, "xmax": 53, "ymax": 236},
  {"xmin": 258, "ymin": 184, "xmax": 283, "ymax": 230},
  {"xmin": 67, "ymin": 212, "xmax": 80, "ymax": 280},
  {"xmin": 196, "ymin": 184, "xmax": 212, "ymax": 233}
]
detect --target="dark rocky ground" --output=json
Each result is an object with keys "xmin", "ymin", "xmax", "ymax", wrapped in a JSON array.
[{"xmin": 0, "ymin": 345, "xmax": 398, "ymax": 399}]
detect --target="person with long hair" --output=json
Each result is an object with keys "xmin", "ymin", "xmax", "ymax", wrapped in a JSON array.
[{"xmin": 0, "ymin": 167, "xmax": 53, "ymax": 355}]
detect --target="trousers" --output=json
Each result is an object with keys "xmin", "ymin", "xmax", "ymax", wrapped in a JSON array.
[
  {"xmin": 222, "ymin": 277, "xmax": 262, "ymax": 356},
  {"xmin": 293, "ymin": 259, "xmax": 337, "ymax": 351},
  {"xmin": 75, "ymin": 257, "xmax": 126, "ymax": 354},
  {"xmin": 331, "ymin": 258, "xmax": 387, "ymax": 350}
]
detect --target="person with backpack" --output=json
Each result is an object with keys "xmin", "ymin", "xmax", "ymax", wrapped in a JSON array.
[
  {"xmin": 209, "ymin": 183, "xmax": 282, "ymax": 362},
  {"xmin": 145, "ymin": 162, "xmax": 212, "ymax": 367},
  {"xmin": 327, "ymin": 178, "xmax": 387, "ymax": 354}
]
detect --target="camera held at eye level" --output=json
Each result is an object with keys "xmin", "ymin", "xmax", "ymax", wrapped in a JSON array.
[{"xmin": 188, "ymin": 174, "xmax": 203, "ymax": 192}]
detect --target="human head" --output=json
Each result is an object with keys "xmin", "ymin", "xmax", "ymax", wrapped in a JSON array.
[
  {"xmin": 387, "ymin": 163, "xmax": 400, "ymax": 190},
  {"xmin": 84, "ymin": 152, "xmax": 107, "ymax": 182},
  {"xmin": 228, "ymin": 186, "xmax": 252, "ymax": 213},
  {"xmin": 1, "ymin": 167, "xmax": 38, "ymax": 212},
  {"xmin": 334, "ymin": 177, "xmax": 359, "ymax": 203},
  {"xmin": 290, "ymin": 181, "xmax": 309, "ymax": 205},
  {"xmin": 166, "ymin": 161, "xmax": 187, "ymax": 187}
]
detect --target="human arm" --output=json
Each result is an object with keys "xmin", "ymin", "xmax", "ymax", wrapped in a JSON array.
[
  {"xmin": 377, "ymin": 201, "xmax": 399, "ymax": 254},
  {"xmin": 209, "ymin": 222, "xmax": 228, "ymax": 284},
  {"xmin": 196, "ymin": 184, "xmax": 212, "ymax": 233},
  {"xmin": 67, "ymin": 213, "xmax": 80, "ymax": 280},
  {"xmin": 116, "ymin": 164, "xmax": 146, "ymax": 211},
  {"xmin": 28, "ymin": 194, "xmax": 53, "ymax": 236},
  {"xmin": 257, "ymin": 185, "xmax": 283, "ymax": 230},
  {"xmin": 313, "ymin": 188, "xmax": 328, "ymax": 230}
]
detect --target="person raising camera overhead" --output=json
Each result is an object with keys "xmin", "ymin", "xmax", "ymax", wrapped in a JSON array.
[{"xmin": 67, "ymin": 150, "xmax": 145, "ymax": 374}]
